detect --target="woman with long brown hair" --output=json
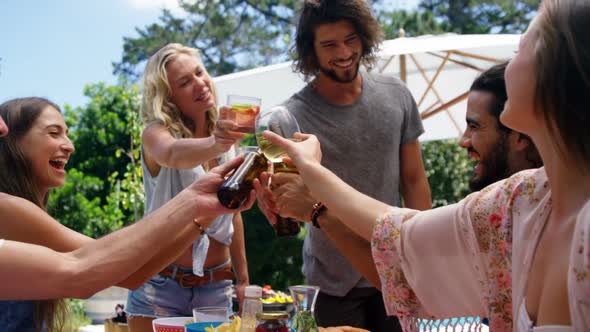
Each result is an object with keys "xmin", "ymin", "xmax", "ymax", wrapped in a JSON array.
[{"xmin": 0, "ymin": 97, "xmax": 254, "ymax": 332}]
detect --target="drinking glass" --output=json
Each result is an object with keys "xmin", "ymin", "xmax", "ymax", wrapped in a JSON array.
[
  {"xmin": 224, "ymin": 95, "xmax": 261, "ymax": 134},
  {"xmin": 255, "ymin": 105, "xmax": 300, "ymax": 169},
  {"xmin": 192, "ymin": 306, "xmax": 230, "ymax": 322},
  {"xmin": 255, "ymin": 106, "xmax": 302, "ymax": 236}
]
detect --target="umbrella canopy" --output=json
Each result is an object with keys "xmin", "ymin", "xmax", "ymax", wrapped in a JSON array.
[{"xmin": 213, "ymin": 34, "xmax": 520, "ymax": 141}]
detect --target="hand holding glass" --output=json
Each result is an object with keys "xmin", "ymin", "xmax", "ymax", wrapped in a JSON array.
[
  {"xmin": 223, "ymin": 95, "xmax": 261, "ymax": 134},
  {"xmin": 256, "ymin": 106, "xmax": 302, "ymax": 236}
]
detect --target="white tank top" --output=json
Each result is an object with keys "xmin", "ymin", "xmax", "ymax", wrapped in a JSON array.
[{"xmin": 141, "ymin": 146, "xmax": 235, "ymax": 275}]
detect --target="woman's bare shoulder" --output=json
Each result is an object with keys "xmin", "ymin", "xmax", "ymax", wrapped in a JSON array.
[
  {"xmin": 0, "ymin": 193, "xmax": 34, "ymax": 207},
  {"xmin": 0, "ymin": 193, "xmax": 45, "ymax": 222}
]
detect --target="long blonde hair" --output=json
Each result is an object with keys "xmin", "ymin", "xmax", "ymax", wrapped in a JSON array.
[{"xmin": 141, "ymin": 43, "xmax": 218, "ymax": 138}]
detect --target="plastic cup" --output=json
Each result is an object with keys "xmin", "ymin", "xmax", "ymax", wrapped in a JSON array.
[{"xmin": 192, "ymin": 306, "xmax": 230, "ymax": 323}]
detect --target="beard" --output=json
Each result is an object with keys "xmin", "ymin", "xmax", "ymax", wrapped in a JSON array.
[
  {"xmin": 469, "ymin": 134, "xmax": 511, "ymax": 192},
  {"xmin": 318, "ymin": 61, "xmax": 360, "ymax": 84}
]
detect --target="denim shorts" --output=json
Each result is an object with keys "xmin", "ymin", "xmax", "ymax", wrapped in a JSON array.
[{"xmin": 125, "ymin": 264, "xmax": 233, "ymax": 318}]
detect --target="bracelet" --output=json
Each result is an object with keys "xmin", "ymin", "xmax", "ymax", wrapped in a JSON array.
[
  {"xmin": 310, "ymin": 202, "xmax": 327, "ymax": 229},
  {"xmin": 193, "ymin": 218, "xmax": 205, "ymax": 235}
]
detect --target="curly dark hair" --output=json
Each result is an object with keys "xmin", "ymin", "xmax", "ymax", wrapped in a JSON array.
[{"xmin": 291, "ymin": 0, "xmax": 384, "ymax": 81}]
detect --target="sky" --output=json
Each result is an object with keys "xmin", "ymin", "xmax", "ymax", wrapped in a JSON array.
[{"xmin": 0, "ymin": 0, "xmax": 419, "ymax": 109}]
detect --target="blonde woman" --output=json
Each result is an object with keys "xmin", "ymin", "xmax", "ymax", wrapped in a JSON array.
[
  {"xmin": 126, "ymin": 43, "xmax": 249, "ymax": 331},
  {"xmin": 0, "ymin": 98, "xmax": 254, "ymax": 332}
]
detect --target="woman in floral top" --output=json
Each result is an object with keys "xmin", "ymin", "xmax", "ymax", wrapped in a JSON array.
[{"xmin": 258, "ymin": 0, "xmax": 590, "ymax": 330}]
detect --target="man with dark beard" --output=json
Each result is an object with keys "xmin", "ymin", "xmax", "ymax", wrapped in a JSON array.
[
  {"xmin": 460, "ymin": 62, "xmax": 542, "ymax": 191},
  {"xmin": 256, "ymin": 0, "xmax": 431, "ymax": 330}
]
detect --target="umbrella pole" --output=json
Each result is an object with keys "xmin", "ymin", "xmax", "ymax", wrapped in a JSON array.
[{"xmin": 398, "ymin": 29, "xmax": 407, "ymax": 83}]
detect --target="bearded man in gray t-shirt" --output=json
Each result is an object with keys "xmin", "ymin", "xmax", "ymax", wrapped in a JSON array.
[{"xmin": 257, "ymin": 1, "xmax": 432, "ymax": 330}]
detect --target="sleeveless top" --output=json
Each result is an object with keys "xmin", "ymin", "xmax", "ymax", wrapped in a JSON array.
[{"xmin": 141, "ymin": 146, "xmax": 235, "ymax": 276}]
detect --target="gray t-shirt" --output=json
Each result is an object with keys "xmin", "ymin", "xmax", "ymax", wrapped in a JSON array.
[{"xmin": 284, "ymin": 71, "xmax": 424, "ymax": 296}]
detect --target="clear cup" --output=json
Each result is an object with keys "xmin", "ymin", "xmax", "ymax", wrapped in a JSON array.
[
  {"xmin": 223, "ymin": 95, "xmax": 261, "ymax": 134},
  {"xmin": 192, "ymin": 306, "xmax": 230, "ymax": 322}
]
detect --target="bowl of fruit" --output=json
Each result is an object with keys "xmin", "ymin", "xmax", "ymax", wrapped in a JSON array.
[{"xmin": 260, "ymin": 285, "xmax": 294, "ymax": 313}]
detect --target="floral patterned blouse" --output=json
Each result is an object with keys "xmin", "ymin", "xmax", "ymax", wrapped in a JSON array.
[{"xmin": 371, "ymin": 168, "xmax": 590, "ymax": 331}]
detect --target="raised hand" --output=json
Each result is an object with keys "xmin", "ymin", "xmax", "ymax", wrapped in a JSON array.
[
  {"xmin": 271, "ymin": 172, "xmax": 316, "ymax": 222},
  {"xmin": 213, "ymin": 106, "xmax": 245, "ymax": 152},
  {"xmin": 253, "ymin": 172, "xmax": 279, "ymax": 225},
  {"xmin": 261, "ymin": 131, "xmax": 322, "ymax": 170}
]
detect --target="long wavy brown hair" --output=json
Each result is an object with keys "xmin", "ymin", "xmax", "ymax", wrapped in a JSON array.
[
  {"xmin": 291, "ymin": 0, "xmax": 384, "ymax": 81},
  {"xmin": 533, "ymin": 0, "xmax": 590, "ymax": 169},
  {"xmin": 0, "ymin": 97, "xmax": 68, "ymax": 332}
]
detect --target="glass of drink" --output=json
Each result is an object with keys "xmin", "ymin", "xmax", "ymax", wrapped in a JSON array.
[
  {"xmin": 255, "ymin": 105, "xmax": 302, "ymax": 236},
  {"xmin": 224, "ymin": 95, "xmax": 261, "ymax": 134}
]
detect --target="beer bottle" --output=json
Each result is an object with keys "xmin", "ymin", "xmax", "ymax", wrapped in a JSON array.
[
  {"xmin": 217, "ymin": 149, "xmax": 268, "ymax": 209},
  {"xmin": 271, "ymin": 161, "xmax": 301, "ymax": 237}
]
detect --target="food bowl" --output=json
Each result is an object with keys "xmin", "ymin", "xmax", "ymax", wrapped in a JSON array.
[{"xmin": 152, "ymin": 316, "xmax": 193, "ymax": 332}]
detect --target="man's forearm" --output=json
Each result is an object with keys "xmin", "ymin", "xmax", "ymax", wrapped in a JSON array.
[{"xmin": 402, "ymin": 175, "xmax": 432, "ymax": 210}]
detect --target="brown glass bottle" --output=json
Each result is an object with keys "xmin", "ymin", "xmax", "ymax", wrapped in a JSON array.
[
  {"xmin": 272, "ymin": 161, "xmax": 301, "ymax": 237},
  {"xmin": 217, "ymin": 150, "xmax": 268, "ymax": 209}
]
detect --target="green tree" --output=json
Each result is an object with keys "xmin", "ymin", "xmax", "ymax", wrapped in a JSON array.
[
  {"xmin": 418, "ymin": 0, "xmax": 540, "ymax": 33},
  {"xmin": 378, "ymin": 9, "xmax": 449, "ymax": 39},
  {"xmin": 421, "ymin": 139, "xmax": 474, "ymax": 207},
  {"xmin": 113, "ymin": 0, "xmax": 298, "ymax": 81},
  {"xmin": 241, "ymin": 205, "xmax": 305, "ymax": 289},
  {"xmin": 49, "ymin": 82, "xmax": 144, "ymax": 237}
]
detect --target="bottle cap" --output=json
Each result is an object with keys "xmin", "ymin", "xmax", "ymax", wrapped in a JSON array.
[{"xmin": 244, "ymin": 285, "xmax": 262, "ymax": 298}]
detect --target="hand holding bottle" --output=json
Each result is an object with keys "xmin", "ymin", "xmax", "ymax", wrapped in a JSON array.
[{"xmin": 190, "ymin": 155, "xmax": 256, "ymax": 217}]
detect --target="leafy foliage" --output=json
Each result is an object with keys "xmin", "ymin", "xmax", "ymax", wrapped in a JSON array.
[
  {"xmin": 421, "ymin": 139, "xmax": 474, "ymax": 207},
  {"xmin": 62, "ymin": 299, "xmax": 91, "ymax": 332},
  {"xmin": 378, "ymin": 9, "xmax": 449, "ymax": 39},
  {"xmin": 49, "ymin": 82, "xmax": 143, "ymax": 237},
  {"xmin": 113, "ymin": 0, "xmax": 298, "ymax": 81},
  {"xmin": 419, "ymin": 0, "xmax": 540, "ymax": 33},
  {"xmin": 241, "ymin": 203, "xmax": 305, "ymax": 290}
]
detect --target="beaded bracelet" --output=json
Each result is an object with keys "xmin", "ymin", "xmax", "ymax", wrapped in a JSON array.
[{"xmin": 310, "ymin": 202, "xmax": 327, "ymax": 229}]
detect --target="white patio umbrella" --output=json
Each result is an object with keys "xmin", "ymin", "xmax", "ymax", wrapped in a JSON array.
[{"xmin": 213, "ymin": 33, "xmax": 520, "ymax": 141}]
